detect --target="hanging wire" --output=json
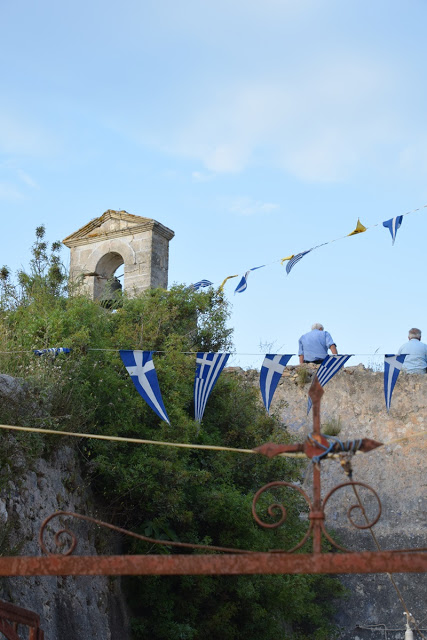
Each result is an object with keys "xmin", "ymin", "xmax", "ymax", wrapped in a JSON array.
[{"xmin": 0, "ymin": 349, "xmax": 411, "ymax": 356}]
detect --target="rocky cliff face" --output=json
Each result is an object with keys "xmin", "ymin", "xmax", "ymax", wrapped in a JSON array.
[
  {"xmin": 244, "ymin": 364, "xmax": 427, "ymax": 640},
  {"xmin": 0, "ymin": 374, "xmax": 130, "ymax": 640}
]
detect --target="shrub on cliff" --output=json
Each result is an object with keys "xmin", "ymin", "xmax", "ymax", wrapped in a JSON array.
[{"xmin": 0, "ymin": 228, "xmax": 344, "ymax": 640}]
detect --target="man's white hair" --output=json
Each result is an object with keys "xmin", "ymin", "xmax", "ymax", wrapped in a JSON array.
[
  {"xmin": 311, "ymin": 323, "xmax": 324, "ymax": 331},
  {"xmin": 408, "ymin": 327, "xmax": 421, "ymax": 340}
]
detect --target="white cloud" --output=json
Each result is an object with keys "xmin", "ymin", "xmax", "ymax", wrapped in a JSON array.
[
  {"xmin": 17, "ymin": 169, "xmax": 39, "ymax": 189},
  {"xmin": 0, "ymin": 110, "xmax": 56, "ymax": 156},
  {"xmin": 167, "ymin": 55, "xmax": 402, "ymax": 182},
  {"xmin": 0, "ymin": 162, "xmax": 39, "ymax": 200},
  {"xmin": 228, "ymin": 197, "xmax": 279, "ymax": 216},
  {"xmin": 173, "ymin": 84, "xmax": 285, "ymax": 173},
  {"xmin": 399, "ymin": 137, "xmax": 427, "ymax": 179},
  {"xmin": 0, "ymin": 182, "xmax": 25, "ymax": 201},
  {"xmin": 191, "ymin": 171, "xmax": 215, "ymax": 182}
]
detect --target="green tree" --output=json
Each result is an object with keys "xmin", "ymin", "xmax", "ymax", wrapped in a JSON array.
[{"xmin": 0, "ymin": 225, "xmax": 66, "ymax": 313}]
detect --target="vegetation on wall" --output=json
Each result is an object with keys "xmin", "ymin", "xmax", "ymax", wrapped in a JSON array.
[{"xmin": 0, "ymin": 228, "xmax": 344, "ymax": 639}]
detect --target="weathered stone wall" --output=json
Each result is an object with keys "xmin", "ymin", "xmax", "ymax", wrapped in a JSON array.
[
  {"xmin": 0, "ymin": 375, "xmax": 131, "ymax": 640},
  {"xmin": 63, "ymin": 210, "xmax": 174, "ymax": 300},
  {"xmin": 245, "ymin": 364, "xmax": 427, "ymax": 639}
]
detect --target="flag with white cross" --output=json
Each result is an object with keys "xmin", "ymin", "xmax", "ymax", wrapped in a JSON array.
[
  {"xmin": 259, "ymin": 354, "xmax": 292, "ymax": 414},
  {"xmin": 194, "ymin": 352, "xmax": 230, "ymax": 422},
  {"xmin": 384, "ymin": 354, "xmax": 406, "ymax": 412},
  {"xmin": 307, "ymin": 354, "xmax": 352, "ymax": 413},
  {"xmin": 120, "ymin": 350, "xmax": 170, "ymax": 423}
]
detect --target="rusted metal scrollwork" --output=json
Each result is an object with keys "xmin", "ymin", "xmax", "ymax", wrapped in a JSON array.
[
  {"xmin": 38, "ymin": 515, "xmax": 77, "ymax": 556},
  {"xmin": 39, "ymin": 510, "xmax": 253, "ymax": 557},
  {"xmin": 252, "ymin": 376, "xmax": 387, "ymax": 555},
  {"xmin": 251, "ymin": 481, "xmax": 313, "ymax": 552},
  {"xmin": 320, "ymin": 481, "xmax": 382, "ymax": 552},
  {"xmin": 251, "ymin": 479, "xmax": 383, "ymax": 553},
  {"xmin": 323, "ymin": 481, "xmax": 382, "ymax": 531}
]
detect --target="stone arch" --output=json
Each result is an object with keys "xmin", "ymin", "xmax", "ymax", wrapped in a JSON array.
[
  {"xmin": 81, "ymin": 240, "xmax": 137, "ymax": 302},
  {"xmin": 62, "ymin": 210, "xmax": 174, "ymax": 300},
  {"xmin": 93, "ymin": 250, "xmax": 125, "ymax": 302},
  {"xmin": 85, "ymin": 239, "xmax": 136, "ymax": 275}
]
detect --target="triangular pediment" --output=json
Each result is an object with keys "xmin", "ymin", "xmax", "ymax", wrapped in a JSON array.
[{"xmin": 63, "ymin": 210, "xmax": 174, "ymax": 247}]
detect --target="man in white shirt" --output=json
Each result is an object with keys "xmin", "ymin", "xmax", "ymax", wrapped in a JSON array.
[{"xmin": 397, "ymin": 328, "xmax": 427, "ymax": 374}]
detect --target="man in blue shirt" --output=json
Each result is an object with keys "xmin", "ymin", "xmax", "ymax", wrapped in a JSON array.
[
  {"xmin": 397, "ymin": 328, "xmax": 427, "ymax": 374},
  {"xmin": 298, "ymin": 323, "xmax": 337, "ymax": 364}
]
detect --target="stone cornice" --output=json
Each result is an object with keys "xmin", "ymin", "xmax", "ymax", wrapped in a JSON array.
[{"xmin": 62, "ymin": 210, "xmax": 174, "ymax": 247}]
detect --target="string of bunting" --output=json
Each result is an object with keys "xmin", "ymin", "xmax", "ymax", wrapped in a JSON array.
[
  {"xmin": 8, "ymin": 348, "xmax": 412, "ymax": 421},
  {"xmin": 190, "ymin": 204, "xmax": 427, "ymax": 294}
]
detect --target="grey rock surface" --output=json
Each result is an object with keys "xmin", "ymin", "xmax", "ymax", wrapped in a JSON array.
[
  {"xmin": 0, "ymin": 374, "xmax": 26, "ymax": 405},
  {"xmin": 0, "ymin": 374, "xmax": 131, "ymax": 640}
]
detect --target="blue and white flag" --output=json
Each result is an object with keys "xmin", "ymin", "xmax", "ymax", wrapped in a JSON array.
[
  {"xmin": 192, "ymin": 280, "xmax": 213, "ymax": 291},
  {"xmin": 383, "ymin": 216, "xmax": 403, "ymax": 245},
  {"xmin": 384, "ymin": 354, "xmax": 406, "ymax": 412},
  {"xmin": 234, "ymin": 266, "xmax": 265, "ymax": 294},
  {"xmin": 120, "ymin": 350, "xmax": 170, "ymax": 424},
  {"xmin": 194, "ymin": 352, "xmax": 230, "ymax": 422},
  {"xmin": 286, "ymin": 250, "xmax": 312, "ymax": 275},
  {"xmin": 307, "ymin": 354, "xmax": 352, "ymax": 413},
  {"xmin": 34, "ymin": 348, "xmax": 71, "ymax": 356},
  {"xmin": 260, "ymin": 354, "xmax": 292, "ymax": 414}
]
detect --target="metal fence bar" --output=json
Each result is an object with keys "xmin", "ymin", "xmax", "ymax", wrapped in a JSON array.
[{"xmin": 0, "ymin": 552, "xmax": 424, "ymax": 577}]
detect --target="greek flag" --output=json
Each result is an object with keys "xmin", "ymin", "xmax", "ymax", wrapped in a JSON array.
[
  {"xmin": 382, "ymin": 216, "xmax": 403, "ymax": 245},
  {"xmin": 34, "ymin": 348, "xmax": 71, "ymax": 356},
  {"xmin": 286, "ymin": 250, "xmax": 311, "ymax": 275},
  {"xmin": 194, "ymin": 352, "xmax": 230, "ymax": 422},
  {"xmin": 307, "ymin": 354, "xmax": 352, "ymax": 413},
  {"xmin": 192, "ymin": 280, "xmax": 213, "ymax": 291},
  {"xmin": 260, "ymin": 354, "xmax": 292, "ymax": 413},
  {"xmin": 384, "ymin": 354, "xmax": 406, "ymax": 412},
  {"xmin": 234, "ymin": 266, "xmax": 264, "ymax": 294},
  {"xmin": 120, "ymin": 350, "xmax": 170, "ymax": 424}
]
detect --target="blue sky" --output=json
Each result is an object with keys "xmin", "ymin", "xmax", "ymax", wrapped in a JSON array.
[{"xmin": 2, "ymin": 0, "xmax": 427, "ymax": 368}]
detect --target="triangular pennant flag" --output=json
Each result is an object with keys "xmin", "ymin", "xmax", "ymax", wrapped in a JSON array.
[
  {"xmin": 194, "ymin": 352, "xmax": 230, "ymax": 422},
  {"xmin": 382, "ymin": 216, "xmax": 403, "ymax": 245},
  {"xmin": 384, "ymin": 354, "xmax": 406, "ymax": 412},
  {"xmin": 307, "ymin": 354, "xmax": 352, "ymax": 413},
  {"xmin": 286, "ymin": 250, "xmax": 311, "ymax": 275},
  {"xmin": 219, "ymin": 274, "xmax": 238, "ymax": 292},
  {"xmin": 120, "ymin": 350, "xmax": 170, "ymax": 423},
  {"xmin": 34, "ymin": 348, "xmax": 71, "ymax": 356},
  {"xmin": 260, "ymin": 354, "xmax": 292, "ymax": 413},
  {"xmin": 348, "ymin": 218, "xmax": 367, "ymax": 236},
  {"xmin": 234, "ymin": 266, "xmax": 265, "ymax": 294},
  {"xmin": 280, "ymin": 255, "xmax": 294, "ymax": 265},
  {"xmin": 192, "ymin": 280, "xmax": 213, "ymax": 291}
]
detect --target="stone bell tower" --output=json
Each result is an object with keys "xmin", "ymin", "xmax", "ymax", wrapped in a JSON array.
[{"xmin": 62, "ymin": 210, "xmax": 174, "ymax": 301}]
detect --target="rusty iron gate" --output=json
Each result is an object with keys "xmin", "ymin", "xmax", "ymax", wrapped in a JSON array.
[
  {"xmin": 0, "ymin": 377, "xmax": 425, "ymax": 578},
  {"xmin": 0, "ymin": 599, "xmax": 44, "ymax": 640}
]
